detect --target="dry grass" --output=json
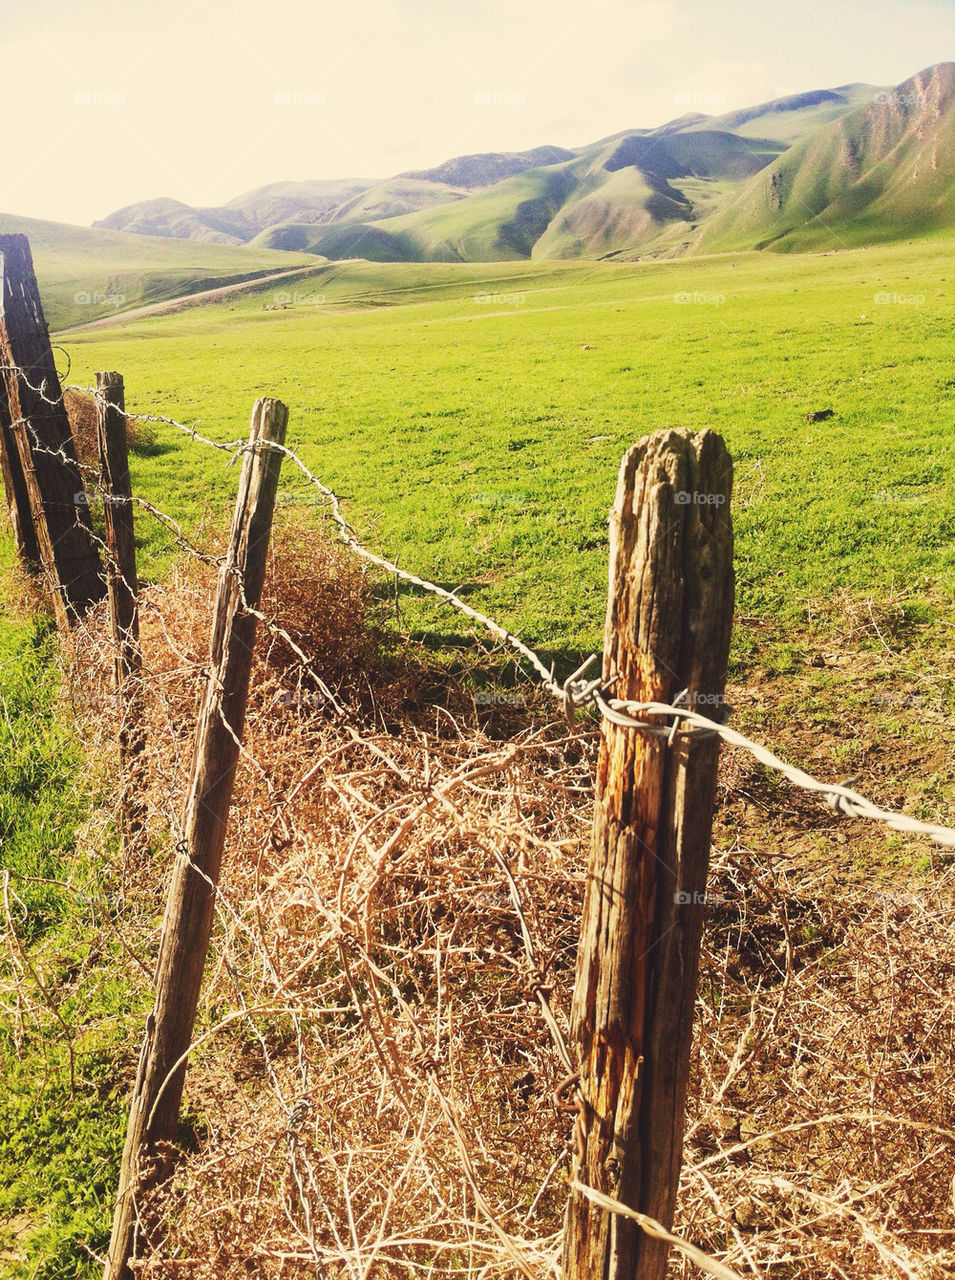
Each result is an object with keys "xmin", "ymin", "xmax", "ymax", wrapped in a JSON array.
[
  {"xmin": 65, "ymin": 526, "xmax": 955, "ymax": 1279},
  {"xmin": 64, "ymin": 387, "xmax": 156, "ymax": 472}
]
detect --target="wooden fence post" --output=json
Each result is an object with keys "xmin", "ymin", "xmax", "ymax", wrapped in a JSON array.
[
  {"xmin": 104, "ymin": 397, "xmax": 288, "ymax": 1280},
  {"xmin": 562, "ymin": 429, "xmax": 734, "ymax": 1280},
  {"xmin": 96, "ymin": 371, "xmax": 146, "ymax": 851},
  {"xmin": 0, "ymin": 372, "xmax": 40, "ymax": 571},
  {"xmin": 0, "ymin": 234, "xmax": 104, "ymax": 627}
]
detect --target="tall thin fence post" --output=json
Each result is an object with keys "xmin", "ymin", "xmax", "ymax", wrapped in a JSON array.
[
  {"xmin": 0, "ymin": 234, "xmax": 104, "ymax": 628},
  {"xmin": 562, "ymin": 428, "xmax": 734, "ymax": 1280},
  {"xmin": 0, "ymin": 371, "xmax": 40, "ymax": 571},
  {"xmin": 104, "ymin": 397, "xmax": 288, "ymax": 1280},
  {"xmin": 95, "ymin": 371, "xmax": 146, "ymax": 851}
]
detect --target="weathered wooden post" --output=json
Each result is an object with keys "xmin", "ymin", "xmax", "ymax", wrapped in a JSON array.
[
  {"xmin": 0, "ymin": 374, "xmax": 40, "ymax": 571},
  {"xmin": 0, "ymin": 234, "xmax": 104, "ymax": 627},
  {"xmin": 562, "ymin": 429, "xmax": 734, "ymax": 1280},
  {"xmin": 96, "ymin": 371, "xmax": 145, "ymax": 851},
  {"xmin": 104, "ymin": 398, "xmax": 288, "ymax": 1280}
]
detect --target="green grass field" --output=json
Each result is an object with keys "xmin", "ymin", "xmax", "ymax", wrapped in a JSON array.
[
  {"xmin": 0, "ymin": 603, "xmax": 133, "ymax": 1278},
  {"xmin": 58, "ymin": 240, "xmax": 955, "ymax": 670}
]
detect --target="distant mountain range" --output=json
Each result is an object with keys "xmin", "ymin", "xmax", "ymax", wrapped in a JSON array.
[{"xmin": 94, "ymin": 63, "xmax": 955, "ymax": 262}]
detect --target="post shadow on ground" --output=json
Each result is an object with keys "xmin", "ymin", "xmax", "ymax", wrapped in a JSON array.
[{"xmin": 371, "ymin": 577, "xmax": 599, "ymax": 701}]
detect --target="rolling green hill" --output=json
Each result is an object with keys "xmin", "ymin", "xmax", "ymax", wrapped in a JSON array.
[
  {"xmin": 96, "ymin": 179, "xmax": 376, "ymax": 242},
  {"xmin": 331, "ymin": 177, "xmax": 470, "ymax": 222},
  {"xmin": 366, "ymin": 165, "xmax": 581, "ymax": 261},
  {"xmin": 349, "ymin": 129, "xmax": 785, "ymax": 262},
  {"xmin": 696, "ymin": 84, "xmax": 883, "ymax": 144},
  {"xmin": 399, "ymin": 145, "xmax": 576, "ymax": 188},
  {"xmin": 96, "ymin": 150, "xmax": 576, "ymax": 244},
  {"xmin": 0, "ymin": 212, "xmax": 310, "ymax": 328},
  {"xmin": 694, "ymin": 63, "xmax": 955, "ymax": 253},
  {"xmin": 90, "ymin": 82, "xmax": 873, "ymax": 263},
  {"xmin": 250, "ymin": 221, "xmax": 416, "ymax": 261},
  {"xmin": 247, "ymin": 177, "xmax": 478, "ymax": 256},
  {"xmin": 92, "ymin": 196, "xmax": 254, "ymax": 244},
  {"xmin": 267, "ymin": 76, "xmax": 937, "ymax": 264},
  {"xmin": 86, "ymin": 63, "xmax": 955, "ymax": 266},
  {"xmin": 531, "ymin": 163, "xmax": 693, "ymax": 259},
  {"xmin": 533, "ymin": 131, "xmax": 785, "ymax": 258}
]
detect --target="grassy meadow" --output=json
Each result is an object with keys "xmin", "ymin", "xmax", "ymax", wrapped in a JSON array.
[{"xmin": 59, "ymin": 239, "xmax": 955, "ymax": 667}]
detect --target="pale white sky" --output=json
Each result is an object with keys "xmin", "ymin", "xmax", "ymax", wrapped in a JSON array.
[{"xmin": 1, "ymin": 0, "xmax": 951, "ymax": 225}]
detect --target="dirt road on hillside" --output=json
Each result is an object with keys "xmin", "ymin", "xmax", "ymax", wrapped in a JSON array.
[{"xmin": 59, "ymin": 264, "xmax": 322, "ymax": 332}]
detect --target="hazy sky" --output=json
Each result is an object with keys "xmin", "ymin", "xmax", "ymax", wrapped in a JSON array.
[{"xmin": 2, "ymin": 0, "xmax": 952, "ymax": 225}]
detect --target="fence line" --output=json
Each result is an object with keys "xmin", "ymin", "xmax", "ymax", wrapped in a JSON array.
[
  {"xmin": 6, "ymin": 360, "xmax": 954, "ymax": 851},
  {"xmin": 38, "ymin": 375, "xmax": 952, "ymax": 855},
  {"xmin": 3, "ymin": 352, "xmax": 954, "ymax": 1277}
]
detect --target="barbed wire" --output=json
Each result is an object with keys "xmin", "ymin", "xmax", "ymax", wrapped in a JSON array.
[
  {"xmin": 4, "ymin": 362, "xmax": 954, "ymax": 852},
  {"xmin": 592, "ymin": 692, "xmax": 955, "ymax": 847},
  {"xmin": 68, "ymin": 385, "xmax": 954, "ymax": 855}
]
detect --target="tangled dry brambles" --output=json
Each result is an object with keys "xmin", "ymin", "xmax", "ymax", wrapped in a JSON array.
[{"xmin": 60, "ymin": 525, "xmax": 955, "ymax": 1279}]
